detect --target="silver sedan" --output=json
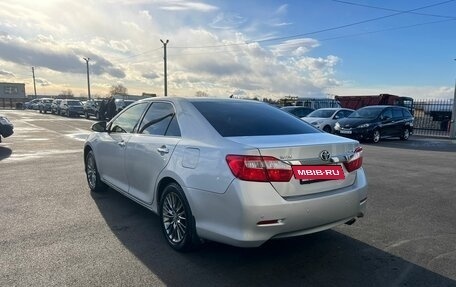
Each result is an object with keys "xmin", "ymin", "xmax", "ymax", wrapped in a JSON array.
[
  {"xmin": 302, "ymin": 108, "xmax": 354, "ymax": 133},
  {"xmin": 84, "ymin": 98, "xmax": 367, "ymax": 251}
]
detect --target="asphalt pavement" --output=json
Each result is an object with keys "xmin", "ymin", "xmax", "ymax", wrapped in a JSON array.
[{"xmin": 1, "ymin": 110, "xmax": 455, "ymax": 286}]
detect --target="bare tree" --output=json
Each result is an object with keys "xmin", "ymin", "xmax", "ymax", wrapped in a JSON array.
[
  {"xmin": 195, "ymin": 91, "xmax": 209, "ymax": 97},
  {"xmin": 110, "ymin": 84, "xmax": 128, "ymax": 96},
  {"xmin": 59, "ymin": 89, "xmax": 74, "ymax": 98}
]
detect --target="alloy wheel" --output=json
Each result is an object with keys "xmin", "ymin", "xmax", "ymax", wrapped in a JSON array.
[
  {"xmin": 162, "ymin": 192, "xmax": 187, "ymax": 244},
  {"xmin": 86, "ymin": 154, "xmax": 97, "ymax": 190},
  {"xmin": 372, "ymin": 130, "xmax": 380, "ymax": 143}
]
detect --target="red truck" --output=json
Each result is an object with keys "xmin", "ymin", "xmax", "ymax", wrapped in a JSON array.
[{"xmin": 335, "ymin": 94, "xmax": 414, "ymax": 114}]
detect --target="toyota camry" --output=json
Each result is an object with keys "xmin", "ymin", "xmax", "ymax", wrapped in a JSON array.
[{"xmin": 84, "ymin": 97, "xmax": 367, "ymax": 251}]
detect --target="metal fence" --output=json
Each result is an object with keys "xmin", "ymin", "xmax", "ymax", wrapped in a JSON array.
[
  {"xmin": 0, "ymin": 98, "xmax": 28, "ymax": 109},
  {"xmin": 412, "ymin": 99, "xmax": 453, "ymax": 137}
]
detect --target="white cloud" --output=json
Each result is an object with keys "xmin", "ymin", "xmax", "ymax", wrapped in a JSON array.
[
  {"xmin": 35, "ymin": 78, "xmax": 51, "ymax": 86},
  {"xmin": 271, "ymin": 38, "xmax": 320, "ymax": 56},
  {"xmin": 160, "ymin": 2, "xmax": 218, "ymax": 12},
  {"xmin": 275, "ymin": 4, "xmax": 288, "ymax": 15},
  {"xmin": 210, "ymin": 12, "xmax": 247, "ymax": 29},
  {"xmin": 0, "ymin": 69, "xmax": 15, "ymax": 77}
]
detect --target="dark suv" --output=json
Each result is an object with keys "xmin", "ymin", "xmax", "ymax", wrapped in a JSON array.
[
  {"xmin": 83, "ymin": 99, "xmax": 104, "ymax": 119},
  {"xmin": 334, "ymin": 105, "xmax": 414, "ymax": 143},
  {"xmin": 60, "ymin": 99, "xmax": 84, "ymax": 117}
]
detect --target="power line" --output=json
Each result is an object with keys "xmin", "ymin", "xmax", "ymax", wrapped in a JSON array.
[
  {"xmin": 163, "ymin": 0, "xmax": 455, "ymax": 52},
  {"xmin": 254, "ymin": 0, "xmax": 456, "ymax": 44},
  {"xmin": 109, "ymin": 0, "xmax": 456, "ymax": 61},
  {"xmin": 166, "ymin": 18, "xmax": 455, "ymax": 58},
  {"xmin": 330, "ymin": 0, "xmax": 456, "ymax": 19}
]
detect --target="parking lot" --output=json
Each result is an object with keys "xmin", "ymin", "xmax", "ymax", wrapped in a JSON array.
[{"xmin": 1, "ymin": 109, "xmax": 456, "ymax": 286}]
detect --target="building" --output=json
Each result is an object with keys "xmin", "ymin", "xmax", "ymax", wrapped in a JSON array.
[{"xmin": 0, "ymin": 82, "xmax": 26, "ymax": 99}]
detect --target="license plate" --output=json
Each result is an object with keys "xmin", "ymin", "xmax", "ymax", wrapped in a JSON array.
[
  {"xmin": 292, "ymin": 165, "xmax": 345, "ymax": 180},
  {"xmin": 340, "ymin": 130, "xmax": 352, "ymax": 134}
]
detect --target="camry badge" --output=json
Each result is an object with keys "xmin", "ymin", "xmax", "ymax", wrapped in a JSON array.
[{"xmin": 319, "ymin": 150, "xmax": 331, "ymax": 161}]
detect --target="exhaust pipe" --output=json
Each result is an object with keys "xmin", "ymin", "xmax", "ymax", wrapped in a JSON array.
[{"xmin": 345, "ymin": 218, "xmax": 356, "ymax": 225}]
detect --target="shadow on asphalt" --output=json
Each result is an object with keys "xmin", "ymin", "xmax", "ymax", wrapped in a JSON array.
[
  {"xmin": 362, "ymin": 136, "xmax": 456, "ymax": 152},
  {"xmin": 92, "ymin": 189, "xmax": 455, "ymax": 287},
  {"xmin": 0, "ymin": 146, "xmax": 12, "ymax": 161}
]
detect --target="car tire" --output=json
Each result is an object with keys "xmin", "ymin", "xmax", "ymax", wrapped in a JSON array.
[
  {"xmin": 159, "ymin": 183, "xmax": 201, "ymax": 252},
  {"xmin": 85, "ymin": 112, "xmax": 89, "ymax": 119},
  {"xmin": 39, "ymin": 109, "xmax": 42, "ymax": 113},
  {"xmin": 95, "ymin": 112, "xmax": 100, "ymax": 120},
  {"xmin": 371, "ymin": 129, "xmax": 381, "ymax": 143},
  {"xmin": 323, "ymin": 125, "xmax": 332, "ymax": 133},
  {"xmin": 400, "ymin": 128, "xmax": 410, "ymax": 140},
  {"xmin": 66, "ymin": 110, "xmax": 70, "ymax": 117},
  {"xmin": 85, "ymin": 150, "xmax": 107, "ymax": 193}
]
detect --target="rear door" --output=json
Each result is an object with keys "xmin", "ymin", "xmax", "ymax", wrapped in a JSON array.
[
  {"xmin": 125, "ymin": 102, "xmax": 181, "ymax": 204},
  {"xmin": 392, "ymin": 107, "xmax": 406, "ymax": 136},
  {"xmin": 379, "ymin": 108, "xmax": 394, "ymax": 136}
]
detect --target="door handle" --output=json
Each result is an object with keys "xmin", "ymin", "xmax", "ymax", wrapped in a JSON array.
[
  {"xmin": 157, "ymin": 145, "xmax": 169, "ymax": 154},
  {"xmin": 118, "ymin": 140, "xmax": 126, "ymax": 148}
]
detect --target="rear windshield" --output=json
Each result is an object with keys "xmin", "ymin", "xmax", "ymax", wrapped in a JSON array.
[
  {"xmin": 191, "ymin": 100, "xmax": 319, "ymax": 137},
  {"xmin": 67, "ymin": 101, "xmax": 82, "ymax": 105}
]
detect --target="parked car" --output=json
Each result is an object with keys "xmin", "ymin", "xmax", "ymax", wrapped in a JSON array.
[
  {"xmin": 334, "ymin": 105, "xmax": 414, "ymax": 143},
  {"xmin": 115, "ymin": 99, "xmax": 135, "ymax": 113},
  {"xmin": 24, "ymin": 99, "xmax": 40, "ymax": 110},
  {"xmin": 83, "ymin": 99, "xmax": 104, "ymax": 120},
  {"xmin": 0, "ymin": 114, "xmax": 14, "ymax": 143},
  {"xmin": 59, "ymin": 99, "xmax": 84, "ymax": 117},
  {"xmin": 280, "ymin": 106, "xmax": 314, "ymax": 118},
  {"xmin": 84, "ymin": 98, "xmax": 367, "ymax": 251},
  {"xmin": 38, "ymin": 98, "xmax": 54, "ymax": 114},
  {"xmin": 302, "ymin": 108, "xmax": 354, "ymax": 133},
  {"xmin": 51, "ymin": 99, "xmax": 62, "ymax": 115}
]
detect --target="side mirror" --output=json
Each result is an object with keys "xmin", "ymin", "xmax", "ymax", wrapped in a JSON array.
[{"xmin": 91, "ymin": 121, "xmax": 107, "ymax": 132}]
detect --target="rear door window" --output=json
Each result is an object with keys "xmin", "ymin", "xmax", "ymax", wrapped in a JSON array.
[{"xmin": 392, "ymin": 108, "xmax": 403, "ymax": 119}]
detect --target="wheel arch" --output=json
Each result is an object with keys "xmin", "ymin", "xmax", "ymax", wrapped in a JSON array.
[
  {"xmin": 156, "ymin": 177, "xmax": 180, "ymax": 207},
  {"xmin": 83, "ymin": 144, "xmax": 93, "ymax": 165}
]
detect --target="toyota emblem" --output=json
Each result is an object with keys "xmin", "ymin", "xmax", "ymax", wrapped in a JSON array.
[{"xmin": 319, "ymin": 150, "xmax": 331, "ymax": 161}]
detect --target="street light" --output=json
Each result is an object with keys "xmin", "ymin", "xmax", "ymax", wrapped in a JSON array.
[
  {"xmin": 83, "ymin": 57, "xmax": 91, "ymax": 100},
  {"xmin": 160, "ymin": 39, "xmax": 169, "ymax": 97}
]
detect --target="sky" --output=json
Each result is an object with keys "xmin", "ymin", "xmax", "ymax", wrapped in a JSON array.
[{"xmin": 0, "ymin": 0, "xmax": 455, "ymax": 99}]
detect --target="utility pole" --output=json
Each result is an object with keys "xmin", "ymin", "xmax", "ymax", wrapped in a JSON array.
[
  {"xmin": 160, "ymin": 39, "xmax": 169, "ymax": 97},
  {"xmin": 32, "ymin": 67, "xmax": 37, "ymax": 98},
  {"xmin": 83, "ymin": 57, "xmax": 91, "ymax": 100},
  {"xmin": 450, "ymin": 62, "xmax": 456, "ymax": 139}
]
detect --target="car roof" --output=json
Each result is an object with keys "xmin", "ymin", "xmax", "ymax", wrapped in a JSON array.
[
  {"xmin": 360, "ymin": 105, "xmax": 398, "ymax": 109},
  {"xmin": 136, "ymin": 97, "xmax": 266, "ymax": 105}
]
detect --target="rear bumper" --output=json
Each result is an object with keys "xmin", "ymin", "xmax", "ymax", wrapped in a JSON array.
[
  {"xmin": 187, "ymin": 168, "xmax": 367, "ymax": 247},
  {"xmin": 335, "ymin": 127, "xmax": 372, "ymax": 140}
]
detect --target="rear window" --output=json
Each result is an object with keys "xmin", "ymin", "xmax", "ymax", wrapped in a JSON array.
[{"xmin": 191, "ymin": 100, "xmax": 319, "ymax": 137}]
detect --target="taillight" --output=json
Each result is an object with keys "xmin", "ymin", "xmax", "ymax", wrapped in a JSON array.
[
  {"xmin": 226, "ymin": 155, "xmax": 292, "ymax": 182},
  {"xmin": 344, "ymin": 146, "xmax": 363, "ymax": 172}
]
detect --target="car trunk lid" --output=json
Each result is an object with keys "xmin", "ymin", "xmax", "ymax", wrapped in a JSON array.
[{"xmin": 227, "ymin": 133, "xmax": 360, "ymax": 198}]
